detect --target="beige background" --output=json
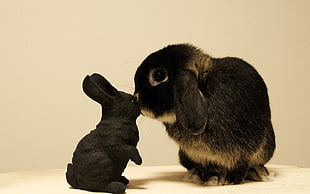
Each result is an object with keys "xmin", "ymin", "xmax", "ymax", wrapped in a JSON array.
[{"xmin": 0, "ymin": 0, "xmax": 309, "ymax": 172}]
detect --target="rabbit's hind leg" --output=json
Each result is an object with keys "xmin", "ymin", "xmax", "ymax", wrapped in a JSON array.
[
  {"xmin": 183, "ymin": 166, "xmax": 205, "ymax": 184},
  {"xmin": 223, "ymin": 162, "xmax": 249, "ymax": 185},
  {"xmin": 193, "ymin": 162, "xmax": 249, "ymax": 186},
  {"xmin": 85, "ymin": 181, "xmax": 126, "ymax": 193},
  {"xmin": 66, "ymin": 163, "xmax": 81, "ymax": 189},
  {"xmin": 102, "ymin": 181, "xmax": 126, "ymax": 194},
  {"xmin": 179, "ymin": 150, "xmax": 224, "ymax": 185},
  {"xmin": 179, "ymin": 150, "xmax": 248, "ymax": 186},
  {"xmin": 179, "ymin": 149, "xmax": 205, "ymax": 184},
  {"xmin": 247, "ymin": 165, "xmax": 274, "ymax": 182},
  {"xmin": 183, "ymin": 165, "xmax": 226, "ymax": 186}
]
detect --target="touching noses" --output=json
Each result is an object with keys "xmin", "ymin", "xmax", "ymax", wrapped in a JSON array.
[{"xmin": 134, "ymin": 92, "xmax": 139, "ymax": 103}]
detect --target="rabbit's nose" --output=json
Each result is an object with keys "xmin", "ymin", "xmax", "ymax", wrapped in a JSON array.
[{"xmin": 134, "ymin": 93, "xmax": 139, "ymax": 102}]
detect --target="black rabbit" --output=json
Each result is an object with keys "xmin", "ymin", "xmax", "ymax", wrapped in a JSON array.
[
  {"xmin": 66, "ymin": 73, "xmax": 142, "ymax": 193},
  {"xmin": 134, "ymin": 44, "xmax": 275, "ymax": 185}
]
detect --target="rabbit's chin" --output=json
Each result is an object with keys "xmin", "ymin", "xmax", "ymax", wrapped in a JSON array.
[{"xmin": 141, "ymin": 108, "xmax": 176, "ymax": 124}]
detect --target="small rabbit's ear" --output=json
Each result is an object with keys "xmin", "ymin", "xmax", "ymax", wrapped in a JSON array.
[
  {"xmin": 82, "ymin": 73, "xmax": 118, "ymax": 104},
  {"xmin": 174, "ymin": 70, "xmax": 208, "ymax": 135}
]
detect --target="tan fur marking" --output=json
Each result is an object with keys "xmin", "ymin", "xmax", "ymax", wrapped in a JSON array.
[
  {"xmin": 141, "ymin": 108, "xmax": 176, "ymax": 124},
  {"xmin": 185, "ymin": 52, "xmax": 212, "ymax": 79},
  {"xmin": 179, "ymin": 140, "xmax": 239, "ymax": 170},
  {"xmin": 249, "ymin": 138, "xmax": 269, "ymax": 168}
]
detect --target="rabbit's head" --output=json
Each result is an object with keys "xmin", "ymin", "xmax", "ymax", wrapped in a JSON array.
[
  {"xmin": 134, "ymin": 44, "xmax": 210, "ymax": 135},
  {"xmin": 83, "ymin": 73, "xmax": 140, "ymax": 120}
]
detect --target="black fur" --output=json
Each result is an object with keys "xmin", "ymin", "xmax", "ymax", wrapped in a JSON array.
[
  {"xmin": 134, "ymin": 44, "xmax": 275, "ymax": 185},
  {"xmin": 66, "ymin": 73, "xmax": 142, "ymax": 193}
]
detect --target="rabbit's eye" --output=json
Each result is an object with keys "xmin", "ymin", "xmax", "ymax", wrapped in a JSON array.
[
  {"xmin": 149, "ymin": 68, "xmax": 168, "ymax": 86},
  {"xmin": 130, "ymin": 98, "xmax": 135, "ymax": 103}
]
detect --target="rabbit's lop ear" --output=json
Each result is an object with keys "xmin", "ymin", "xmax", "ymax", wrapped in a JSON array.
[
  {"xmin": 82, "ymin": 73, "xmax": 118, "ymax": 104},
  {"xmin": 174, "ymin": 70, "xmax": 208, "ymax": 135}
]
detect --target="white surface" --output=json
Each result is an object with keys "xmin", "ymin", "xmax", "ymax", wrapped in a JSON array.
[{"xmin": 1, "ymin": 165, "xmax": 310, "ymax": 194}]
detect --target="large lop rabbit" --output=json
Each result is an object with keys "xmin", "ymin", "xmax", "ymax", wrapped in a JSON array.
[
  {"xmin": 66, "ymin": 73, "xmax": 142, "ymax": 193},
  {"xmin": 134, "ymin": 44, "xmax": 275, "ymax": 185}
]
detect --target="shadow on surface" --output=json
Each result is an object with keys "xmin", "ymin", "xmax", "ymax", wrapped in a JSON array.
[
  {"xmin": 127, "ymin": 168, "xmax": 277, "ymax": 190},
  {"xmin": 127, "ymin": 171, "xmax": 186, "ymax": 190}
]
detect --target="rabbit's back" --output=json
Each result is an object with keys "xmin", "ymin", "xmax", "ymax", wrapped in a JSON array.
[
  {"xmin": 167, "ymin": 57, "xmax": 275, "ymax": 168},
  {"xmin": 206, "ymin": 58, "xmax": 272, "ymax": 140},
  {"xmin": 206, "ymin": 57, "xmax": 274, "ymax": 165},
  {"xmin": 206, "ymin": 57, "xmax": 270, "ymax": 115},
  {"xmin": 67, "ymin": 131, "xmax": 115, "ymax": 185}
]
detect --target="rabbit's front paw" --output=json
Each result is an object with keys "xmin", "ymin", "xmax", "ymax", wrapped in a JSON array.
[
  {"xmin": 183, "ymin": 168, "xmax": 204, "ymax": 184},
  {"xmin": 247, "ymin": 165, "xmax": 274, "ymax": 182},
  {"xmin": 120, "ymin": 176, "xmax": 129, "ymax": 185},
  {"xmin": 184, "ymin": 165, "xmax": 248, "ymax": 186},
  {"xmin": 183, "ymin": 166, "xmax": 220, "ymax": 185},
  {"xmin": 129, "ymin": 147, "xmax": 142, "ymax": 165}
]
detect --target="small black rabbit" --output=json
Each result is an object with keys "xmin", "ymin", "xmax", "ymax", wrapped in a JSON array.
[
  {"xmin": 134, "ymin": 44, "xmax": 275, "ymax": 185},
  {"xmin": 66, "ymin": 73, "xmax": 142, "ymax": 193}
]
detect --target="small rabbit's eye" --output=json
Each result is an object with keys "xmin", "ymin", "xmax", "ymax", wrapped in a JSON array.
[
  {"xmin": 130, "ymin": 97, "xmax": 137, "ymax": 104},
  {"xmin": 149, "ymin": 68, "xmax": 168, "ymax": 86}
]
